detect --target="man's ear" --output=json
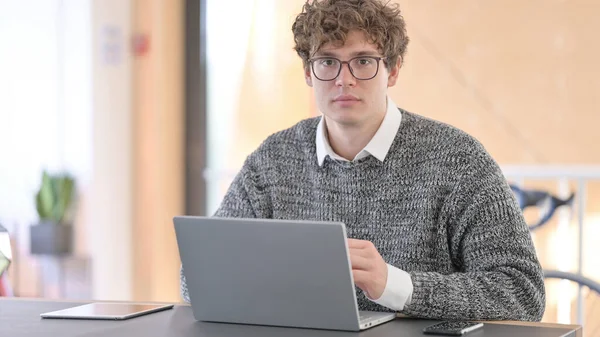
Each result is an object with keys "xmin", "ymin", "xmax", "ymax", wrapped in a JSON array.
[
  {"xmin": 304, "ymin": 66, "xmax": 313, "ymax": 87},
  {"xmin": 387, "ymin": 57, "xmax": 402, "ymax": 87}
]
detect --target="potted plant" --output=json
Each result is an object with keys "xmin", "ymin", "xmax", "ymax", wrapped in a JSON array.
[{"xmin": 30, "ymin": 170, "xmax": 77, "ymax": 256}]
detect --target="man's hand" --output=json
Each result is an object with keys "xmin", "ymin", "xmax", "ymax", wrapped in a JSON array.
[{"xmin": 348, "ymin": 238, "xmax": 388, "ymax": 300}]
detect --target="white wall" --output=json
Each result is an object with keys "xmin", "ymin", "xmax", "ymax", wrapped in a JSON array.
[
  {"xmin": 0, "ymin": 0, "xmax": 133, "ymax": 301},
  {"xmin": 0, "ymin": 0, "xmax": 70, "ymax": 229},
  {"xmin": 89, "ymin": 0, "xmax": 133, "ymax": 301},
  {"xmin": 0, "ymin": 0, "xmax": 94, "ymax": 296}
]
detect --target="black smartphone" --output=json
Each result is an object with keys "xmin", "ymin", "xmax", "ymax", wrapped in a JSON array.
[{"xmin": 423, "ymin": 321, "xmax": 484, "ymax": 336}]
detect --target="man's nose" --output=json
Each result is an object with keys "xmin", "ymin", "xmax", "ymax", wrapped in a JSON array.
[{"xmin": 335, "ymin": 63, "xmax": 356, "ymax": 87}]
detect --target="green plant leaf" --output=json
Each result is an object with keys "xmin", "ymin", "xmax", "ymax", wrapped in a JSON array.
[
  {"xmin": 34, "ymin": 170, "xmax": 76, "ymax": 224},
  {"xmin": 36, "ymin": 171, "xmax": 55, "ymax": 221},
  {"xmin": 57, "ymin": 175, "xmax": 75, "ymax": 224}
]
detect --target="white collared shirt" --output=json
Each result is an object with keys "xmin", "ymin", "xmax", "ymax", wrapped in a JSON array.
[
  {"xmin": 316, "ymin": 96, "xmax": 402, "ymax": 166},
  {"xmin": 315, "ymin": 96, "xmax": 413, "ymax": 311}
]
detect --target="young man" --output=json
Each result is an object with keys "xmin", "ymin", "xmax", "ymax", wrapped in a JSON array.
[{"xmin": 181, "ymin": 0, "xmax": 546, "ymax": 321}]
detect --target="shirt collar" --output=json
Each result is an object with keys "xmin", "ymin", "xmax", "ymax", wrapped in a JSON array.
[{"xmin": 316, "ymin": 96, "xmax": 402, "ymax": 166}]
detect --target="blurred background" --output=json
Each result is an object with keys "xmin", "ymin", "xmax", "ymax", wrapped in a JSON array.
[{"xmin": 0, "ymin": 0, "xmax": 599, "ymax": 335}]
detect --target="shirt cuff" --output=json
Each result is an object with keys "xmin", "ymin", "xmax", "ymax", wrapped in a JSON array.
[{"xmin": 369, "ymin": 264, "xmax": 413, "ymax": 311}]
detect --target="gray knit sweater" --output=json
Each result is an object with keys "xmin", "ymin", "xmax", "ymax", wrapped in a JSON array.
[{"xmin": 180, "ymin": 109, "xmax": 546, "ymax": 321}]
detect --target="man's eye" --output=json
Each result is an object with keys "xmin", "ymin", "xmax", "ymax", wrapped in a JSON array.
[{"xmin": 320, "ymin": 59, "xmax": 336, "ymax": 66}]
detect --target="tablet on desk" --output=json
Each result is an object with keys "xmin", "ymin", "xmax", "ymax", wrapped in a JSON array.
[{"xmin": 40, "ymin": 303, "xmax": 174, "ymax": 320}]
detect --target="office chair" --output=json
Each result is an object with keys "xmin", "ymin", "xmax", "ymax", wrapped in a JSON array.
[
  {"xmin": 543, "ymin": 270, "xmax": 599, "ymax": 337},
  {"xmin": 509, "ymin": 184, "xmax": 575, "ymax": 231},
  {"xmin": 509, "ymin": 186, "xmax": 598, "ymax": 336}
]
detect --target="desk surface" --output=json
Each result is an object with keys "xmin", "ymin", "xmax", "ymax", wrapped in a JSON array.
[{"xmin": 0, "ymin": 298, "xmax": 582, "ymax": 337}]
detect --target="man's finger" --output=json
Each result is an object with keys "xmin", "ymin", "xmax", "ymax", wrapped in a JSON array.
[
  {"xmin": 348, "ymin": 238, "xmax": 370, "ymax": 249},
  {"xmin": 352, "ymin": 269, "xmax": 370, "ymax": 288},
  {"xmin": 349, "ymin": 252, "xmax": 371, "ymax": 271},
  {"xmin": 349, "ymin": 247, "xmax": 370, "ymax": 259}
]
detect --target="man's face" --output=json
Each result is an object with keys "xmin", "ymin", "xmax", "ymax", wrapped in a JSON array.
[{"xmin": 305, "ymin": 30, "xmax": 401, "ymax": 128}]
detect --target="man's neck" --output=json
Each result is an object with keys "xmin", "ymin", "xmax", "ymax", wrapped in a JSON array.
[{"xmin": 325, "ymin": 115, "xmax": 384, "ymax": 161}]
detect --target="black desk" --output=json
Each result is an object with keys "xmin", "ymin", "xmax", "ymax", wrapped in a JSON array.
[{"xmin": 0, "ymin": 299, "xmax": 582, "ymax": 337}]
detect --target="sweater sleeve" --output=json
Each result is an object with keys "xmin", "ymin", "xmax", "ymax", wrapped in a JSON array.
[
  {"xmin": 401, "ymin": 151, "xmax": 546, "ymax": 321},
  {"xmin": 180, "ymin": 162, "xmax": 259, "ymax": 303}
]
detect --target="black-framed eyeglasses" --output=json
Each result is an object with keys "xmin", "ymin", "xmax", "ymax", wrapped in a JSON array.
[{"xmin": 308, "ymin": 56, "xmax": 387, "ymax": 81}]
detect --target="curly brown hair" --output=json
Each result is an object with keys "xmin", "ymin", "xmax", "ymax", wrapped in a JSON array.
[{"xmin": 292, "ymin": 0, "xmax": 409, "ymax": 71}]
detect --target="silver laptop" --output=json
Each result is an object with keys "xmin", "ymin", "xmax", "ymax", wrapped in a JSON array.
[{"xmin": 173, "ymin": 216, "xmax": 396, "ymax": 331}]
